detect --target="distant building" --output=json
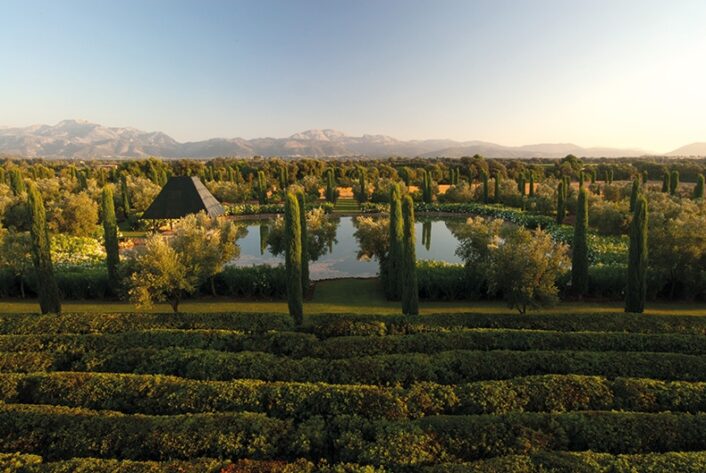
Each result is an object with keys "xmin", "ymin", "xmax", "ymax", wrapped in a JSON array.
[{"xmin": 142, "ymin": 176, "xmax": 224, "ymax": 219}]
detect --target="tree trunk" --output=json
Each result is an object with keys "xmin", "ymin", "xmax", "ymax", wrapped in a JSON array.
[
  {"xmin": 170, "ymin": 293, "xmax": 180, "ymax": 313},
  {"xmin": 19, "ymin": 276, "xmax": 25, "ymax": 299},
  {"xmin": 210, "ymin": 276, "xmax": 217, "ymax": 297}
]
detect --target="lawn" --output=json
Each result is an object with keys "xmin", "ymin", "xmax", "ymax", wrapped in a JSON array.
[{"xmin": 2, "ymin": 277, "xmax": 706, "ymax": 316}]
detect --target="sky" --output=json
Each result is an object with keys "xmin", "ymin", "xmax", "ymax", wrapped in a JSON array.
[{"xmin": 1, "ymin": 0, "xmax": 705, "ymax": 152}]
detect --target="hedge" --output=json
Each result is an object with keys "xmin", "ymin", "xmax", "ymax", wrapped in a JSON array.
[
  {"xmin": 3, "ymin": 328, "xmax": 706, "ymax": 358},
  {"xmin": 6, "ymin": 452, "xmax": 706, "ymax": 473},
  {"xmin": 6, "ymin": 312, "xmax": 706, "ymax": 337},
  {"xmin": 225, "ymin": 202, "xmax": 334, "ymax": 216},
  {"xmin": 422, "ymin": 451, "xmax": 706, "ymax": 473},
  {"xmin": 0, "ymin": 312, "xmax": 293, "ymax": 335},
  {"xmin": 5, "ymin": 349, "xmax": 706, "ymax": 384},
  {"xmin": 4, "ymin": 373, "xmax": 706, "ymax": 419},
  {"xmin": 5, "ymin": 404, "xmax": 706, "ymax": 465}
]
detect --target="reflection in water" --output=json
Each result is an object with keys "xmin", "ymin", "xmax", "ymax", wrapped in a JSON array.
[
  {"xmin": 422, "ymin": 221, "xmax": 432, "ymax": 251},
  {"xmin": 259, "ymin": 223, "xmax": 268, "ymax": 255},
  {"xmin": 232, "ymin": 216, "xmax": 464, "ymax": 280}
]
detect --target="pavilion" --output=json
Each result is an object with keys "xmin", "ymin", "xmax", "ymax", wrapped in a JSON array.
[{"xmin": 142, "ymin": 176, "xmax": 224, "ymax": 220}]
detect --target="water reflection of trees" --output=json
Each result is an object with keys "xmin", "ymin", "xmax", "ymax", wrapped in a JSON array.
[{"xmin": 264, "ymin": 208, "xmax": 339, "ymax": 261}]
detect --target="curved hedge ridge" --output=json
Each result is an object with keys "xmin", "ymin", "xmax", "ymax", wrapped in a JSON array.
[
  {"xmin": 3, "ymin": 328, "xmax": 706, "ymax": 357},
  {"xmin": 3, "ymin": 312, "xmax": 706, "ymax": 470},
  {"xmin": 4, "ymin": 348, "xmax": 706, "ymax": 384},
  {"xmin": 3, "ymin": 404, "xmax": 706, "ymax": 465},
  {"xmin": 5, "ymin": 311, "xmax": 706, "ymax": 336},
  {"xmin": 3, "ymin": 373, "xmax": 706, "ymax": 419}
]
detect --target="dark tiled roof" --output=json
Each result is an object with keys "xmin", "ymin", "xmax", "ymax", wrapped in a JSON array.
[{"xmin": 142, "ymin": 176, "xmax": 224, "ymax": 219}]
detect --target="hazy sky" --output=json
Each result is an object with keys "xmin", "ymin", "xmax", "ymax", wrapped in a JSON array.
[{"xmin": 2, "ymin": 0, "xmax": 705, "ymax": 152}]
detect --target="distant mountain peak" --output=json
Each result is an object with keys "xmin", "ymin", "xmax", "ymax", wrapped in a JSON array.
[{"xmin": 0, "ymin": 119, "xmax": 666, "ymax": 158}]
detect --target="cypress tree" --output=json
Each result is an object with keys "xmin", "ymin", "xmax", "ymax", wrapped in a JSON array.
[
  {"xmin": 556, "ymin": 181, "xmax": 566, "ymax": 224},
  {"xmin": 494, "ymin": 173, "xmax": 501, "ymax": 203},
  {"xmin": 642, "ymin": 170, "xmax": 649, "ymax": 187},
  {"xmin": 120, "ymin": 174, "xmax": 131, "ymax": 219},
  {"xmin": 9, "ymin": 168, "xmax": 25, "ymax": 196},
  {"xmin": 77, "ymin": 171, "xmax": 88, "ymax": 191},
  {"xmin": 257, "ymin": 171, "xmax": 267, "ymax": 204},
  {"xmin": 325, "ymin": 169, "xmax": 337, "ymax": 203},
  {"xmin": 608, "ymin": 169, "xmax": 614, "ymax": 184},
  {"xmin": 518, "ymin": 174, "xmax": 525, "ymax": 196},
  {"xmin": 603, "ymin": 170, "xmax": 610, "ymax": 184},
  {"xmin": 101, "ymin": 186, "xmax": 120, "ymax": 290},
  {"xmin": 297, "ymin": 191, "xmax": 309, "ymax": 292},
  {"xmin": 259, "ymin": 223, "xmax": 269, "ymax": 255},
  {"xmin": 590, "ymin": 169, "xmax": 596, "ymax": 184},
  {"xmin": 571, "ymin": 188, "xmax": 589, "ymax": 297},
  {"xmin": 422, "ymin": 169, "xmax": 432, "ymax": 203},
  {"xmin": 284, "ymin": 192, "xmax": 303, "ymax": 325},
  {"xmin": 482, "ymin": 172, "xmax": 489, "ymax": 203},
  {"xmin": 401, "ymin": 195, "xmax": 419, "ymax": 315},
  {"xmin": 386, "ymin": 183, "xmax": 403, "ymax": 300},
  {"xmin": 357, "ymin": 169, "xmax": 368, "ymax": 203},
  {"xmin": 579, "ymin": 171, "xmax": 585, "ymax": 189},
  {"xmin": 629, "ymin": 178, "xmax": 640, "ymax": 212},
  {"xmin": 27, "ymin": 183, "xmax": 61, "ymax": 314},
  {"xmin": 625, "ymin": 195, "xmax": 648, "ymax": 313},
  {"xmin": 279, "ymin": 166, "xmax": 289, "ymax": 191},
  {"xmin": 662, "ymin": 172, "xmax": 670, "ymax": 193},
  {"xmin": 670, "ymin": 170, "xmax": 679, "ymax": 195},
  {"xmin": 528, "ymin": 173, "xmax": 535, "ymax": 197},
  {"xmin": 0, "ymin": 167, "xmax": 5, "ymax": 186},
  {"xmin": 694, "ymin": 174, "xmax": 704, "ymax": 199}
]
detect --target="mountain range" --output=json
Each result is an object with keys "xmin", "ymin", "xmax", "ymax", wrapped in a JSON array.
[{"xmin": 0, "ymin": 119, "xmax": 701, "ymax": 159}]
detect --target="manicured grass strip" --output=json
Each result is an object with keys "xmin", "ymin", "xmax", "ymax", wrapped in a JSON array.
[
  {"xmin": 4, "ymin": 328, "xmax": 706, "ymax": 357},
  {"xmin": 4, "ymin": 404, "xmax": 706, "ymax": 465},
  {"xmin": 5, "ymin": 349, "xmax": 706, "ymax": 384},
  {"xmin": 5, "ymin": 311, "xmax": 706, "ymax": 337},
  {"xmin": 4, "ymin": 373, "xmax": 706, "ymax": 419}
]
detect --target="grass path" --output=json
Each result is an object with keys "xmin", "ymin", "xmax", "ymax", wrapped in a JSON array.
[
  {"xmin": 2, "ymin": 278, "xmax": 706, "ymax": 316},
  {"xmin": 332, "ymin": 198, "xmax": 361, "ymax": 214}
]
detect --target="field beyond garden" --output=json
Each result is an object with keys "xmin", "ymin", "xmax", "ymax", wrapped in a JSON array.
[{"xmin": 5, "ymin": 306, "xmax": 706, "ymax": 471}]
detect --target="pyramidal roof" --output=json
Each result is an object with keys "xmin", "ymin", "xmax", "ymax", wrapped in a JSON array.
[{"xmin": 142, "ymin": 176, "xmax": 224, "ymax": 219}]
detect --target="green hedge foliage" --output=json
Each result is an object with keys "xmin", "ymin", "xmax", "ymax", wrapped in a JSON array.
[
  {"xmin": 4, "ymin": 348, "xmax": 706, "ymax": 384},
  {"xmin": 4, "ymin": 373, "xmax": 706, "ymax": 419},
  {"xmin": 5, "ymin": 404, "xmax": 706, "ymax": 466},
  {"xmin": 5, "ymin": 312, "xmax": 706, "ymax": 337},
  {"xmin": 6, "ymin": 451, "xmax": 706, "ymax": 473},
  {"xmin": 3, "ymin": 327, "xmax": 706, "ymax": 357}
]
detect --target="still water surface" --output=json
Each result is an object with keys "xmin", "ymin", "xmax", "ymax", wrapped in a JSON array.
[{"xmin": 232, "ymin": 216, "xmax": 464, "ymax": 280}]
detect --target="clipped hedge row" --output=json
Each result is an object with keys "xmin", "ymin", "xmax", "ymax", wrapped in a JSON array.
[
  {"xmin": 3, "ymin": 328, "xmax": 706, "ymax": 358},
  {"xmin": 0, "ymin": 312, "xmax": 293, "ymax": 335},
  {"xmin": 225, "ymin": 202, "xmax": 334, "ymax": 216},
  {"xmin": 5, "ymin": 404, "xmax": 706, "ymax": 465},
  {"xmin": 6, "ymin": 450, "xmax": 706, "ymax": 473},
  {"xmin": 4, "ymin": 373, "xmax": 706, "ymax": 419},
  {"xmin": 422, "ymin": 451, "xmax": 706, "ymax": 473},
  {"xmin": 0, "ymin": 455, "xmax": 385, "ymax": 473},
  {"xmin": 5, "ymin": 349, "xmax": 706, "ymax": 384},
  {"xmin": 5, "ymin": 312, "xmax": 706, "ymax": 337}
]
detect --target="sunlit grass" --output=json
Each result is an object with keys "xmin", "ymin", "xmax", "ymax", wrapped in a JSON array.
[{"xmin": 2, "ymin": 278, "xmax": 706, "ymax": 316}]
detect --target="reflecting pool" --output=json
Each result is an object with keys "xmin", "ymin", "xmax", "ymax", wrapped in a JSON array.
[{"xmin": 232, "ymin": 216, "xmax": 465, "ymax": 280}]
